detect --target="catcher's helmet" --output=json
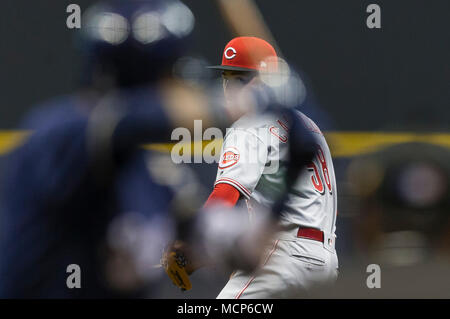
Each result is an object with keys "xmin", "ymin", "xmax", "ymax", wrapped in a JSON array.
[{"xmin": 78, "ymin": 0, "xmax": 195, "ymax": 87}]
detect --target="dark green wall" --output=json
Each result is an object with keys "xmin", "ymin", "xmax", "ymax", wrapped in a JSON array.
[{"xmin": 1, "ymin": 0, "xmax": 449, "ymax": 130}]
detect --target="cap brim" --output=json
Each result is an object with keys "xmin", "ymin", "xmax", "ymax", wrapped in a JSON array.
[{"xmin": 206, "ymin": 65, "xmax": 257, "ymax": 72}]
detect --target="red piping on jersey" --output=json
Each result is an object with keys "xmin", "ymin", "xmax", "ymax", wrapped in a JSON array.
[{"xmin": 204, "ymin": 183, "xmax": 241, "ymax": 208}]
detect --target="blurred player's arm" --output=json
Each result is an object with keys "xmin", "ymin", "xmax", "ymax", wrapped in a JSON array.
[
  {"xmin": 85, "ymin": 82, "xmax": 260, "ymax": 175},
  {"xmin": 15, "ymin": 85, "xmax": 256, "ymax": 203},
  {"xmin": 215, "ymin": 0, "xmax": 282, "ymax": 57},
  {"xmin": 88, "ymin": 81, "xmax": 258, "ymax": 158}
]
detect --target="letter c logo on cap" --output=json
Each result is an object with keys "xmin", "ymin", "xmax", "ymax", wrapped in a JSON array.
[{"xmin": 224, "ymin": 47, "xmax": 236, "ymax": 59}]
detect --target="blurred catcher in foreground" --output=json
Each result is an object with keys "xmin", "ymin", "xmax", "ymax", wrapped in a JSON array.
[
  {"xmin": 0, "ymin": 0, "xmax": 256, "ymax": 298},
  {"xmin": 0, "ymin": 0, "xmax": 316, "ymax": 298}
]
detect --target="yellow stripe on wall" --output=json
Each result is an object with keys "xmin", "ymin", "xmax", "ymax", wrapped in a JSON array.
[
  {"xmin": 326, "ymin": 132, "xmax": 450, "ymax": 157},
  {"xmin": 0, "ymin": 131, "xmax": 30, "ymax": 156},
  {"xmin": 0, "ymin": 130, "xmax": 449, "ymax": 158}
]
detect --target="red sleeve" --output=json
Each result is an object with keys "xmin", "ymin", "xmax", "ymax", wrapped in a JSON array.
[{"xmin": 204, "ymin": 183, "xmax": 241, "ymax": 208}]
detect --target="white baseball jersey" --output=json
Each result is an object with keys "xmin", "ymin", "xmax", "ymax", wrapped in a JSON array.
[
  {"xmin": 214, "ymin": 111, "xmax": 339, "ymax": 298},
  {"xmin": 214, "ymin": 110, "xmax": 339, "ymax": 298},
  {"xmin": 214, "ymin": 110, "xmax": 337, "ymax": 237}
]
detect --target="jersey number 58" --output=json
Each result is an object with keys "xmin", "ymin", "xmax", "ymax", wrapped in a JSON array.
[{"xmin": 307, "ymin": 145, "xmax": 332, "ymax": 195}]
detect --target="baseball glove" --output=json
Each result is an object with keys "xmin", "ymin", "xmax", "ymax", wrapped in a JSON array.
[{"xmin": 161, "ymin": 241, "xmax": 195, "ymax": 291}]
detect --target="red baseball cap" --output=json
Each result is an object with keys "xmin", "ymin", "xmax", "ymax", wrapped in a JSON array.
[{"xmin": 208, "ymin": 36, "xmax": 278, "ymax": 72}]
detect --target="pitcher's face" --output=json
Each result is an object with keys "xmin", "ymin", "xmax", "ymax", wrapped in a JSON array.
[{"xmin": 222, "ymin": 70, "xmax": 257, "ymax": 104}]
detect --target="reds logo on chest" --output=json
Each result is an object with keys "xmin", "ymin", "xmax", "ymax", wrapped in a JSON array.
[{"xmin": 218, "ymin": 147, "xmax": 240, "ymax": 169}]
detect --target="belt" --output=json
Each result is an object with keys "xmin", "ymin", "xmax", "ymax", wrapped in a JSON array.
[{"xmin": 297, "ymin": 227, "xmax": 324, "ymax": 243}]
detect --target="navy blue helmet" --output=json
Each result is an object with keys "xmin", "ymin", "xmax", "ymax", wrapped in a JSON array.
[{"xmin": 78, "ymin": 0, "xmax": 195, "ymax": 87}]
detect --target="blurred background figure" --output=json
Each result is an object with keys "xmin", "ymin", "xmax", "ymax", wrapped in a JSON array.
[
  {"xmin": 0, "ymin": 0, "xmax": 262, "ymax": 298},
  {"xmin": 0, "ymin": 0, "xmax": 312, "ymax": 298},
  {"xmin": 308, "ymin": 142, "xmax": 450, "ymax": 298},
  {"xmin": 0, "ymin": 0, "xmax": 194, "ymax": 298},
  {"xmin": 350, "ymin": 143, "xmax": 450, "ymax": 266}
]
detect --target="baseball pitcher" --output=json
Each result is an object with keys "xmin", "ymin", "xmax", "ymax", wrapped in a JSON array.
[{"xmin": 204, "ymin": 37, "xmax": 339, "ymax": 298}]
